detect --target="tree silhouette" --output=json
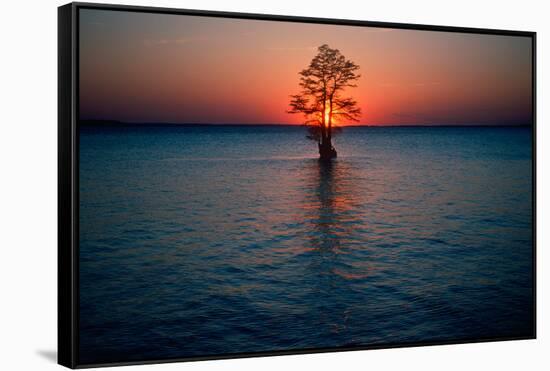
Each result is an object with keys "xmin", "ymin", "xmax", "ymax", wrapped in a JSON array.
[{"xmin": 288, "ymin": 44, "xmax": 361, "ymax": 160}]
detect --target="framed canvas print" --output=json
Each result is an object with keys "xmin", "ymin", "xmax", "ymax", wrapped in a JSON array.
[{"xmin": 58, "ymin": 2, "xmax": 536, "ymax": 368}]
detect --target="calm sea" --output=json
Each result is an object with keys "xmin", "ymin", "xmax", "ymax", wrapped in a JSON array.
[{"xmin": 78, "ymin": 125, "xmax": 533, "ymax": 364}]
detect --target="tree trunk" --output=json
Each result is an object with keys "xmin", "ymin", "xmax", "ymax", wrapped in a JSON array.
[
  {"xmin": 319, "ymin": 101, "xmax": 337, "ymax": 161},
  {"xmin": 319, "ymin": 137, "xmax": 337, "ymax": 161}
]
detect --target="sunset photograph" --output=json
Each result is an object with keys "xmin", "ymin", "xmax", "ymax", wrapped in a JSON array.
[{"xmin": 76, "ymin": 7, "xmax": 534, "ymax": 365}]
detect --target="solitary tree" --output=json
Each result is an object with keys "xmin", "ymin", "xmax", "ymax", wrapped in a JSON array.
[{"xmin": 288, "ymin": 44, "xmax": 361, "ymax": 160}]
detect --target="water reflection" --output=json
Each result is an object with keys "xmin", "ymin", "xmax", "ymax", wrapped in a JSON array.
[
  {"xmin": 304, "ymin": 159, "xmax": 360, "ymax": 253},
  {"xmin": 299, "ymin": 159, "xmax": 369, "ymax": 338}
]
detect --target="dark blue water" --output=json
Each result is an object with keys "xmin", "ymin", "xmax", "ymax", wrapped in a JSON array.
[{"xmin": 79, "ymin": 125, "xmax": 533, "ymax": 364}]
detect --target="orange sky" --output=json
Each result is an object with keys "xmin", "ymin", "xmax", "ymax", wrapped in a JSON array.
[{"xmin": 79, "ymin": 9, "xmax": 533, "ymax": 126}]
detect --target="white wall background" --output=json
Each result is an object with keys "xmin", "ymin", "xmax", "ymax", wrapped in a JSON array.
[{"xmin": 0, "ymin": 0, "xmax": 546, "ymax": 369}]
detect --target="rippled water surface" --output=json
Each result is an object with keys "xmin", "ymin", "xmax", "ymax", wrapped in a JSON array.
[{"xmin": 79, "ymin": 125, "xmax": 533, "ymax": 364}]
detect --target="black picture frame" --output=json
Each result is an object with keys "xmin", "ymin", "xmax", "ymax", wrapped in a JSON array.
[{"xmin": 58, "ymin": 2, "xmax": 537, "ymax": 368}]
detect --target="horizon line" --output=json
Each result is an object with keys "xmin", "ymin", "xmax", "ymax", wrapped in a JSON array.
[{"xmin": 79, "ymin": 119, "xmax": 533, "ymax": 128}]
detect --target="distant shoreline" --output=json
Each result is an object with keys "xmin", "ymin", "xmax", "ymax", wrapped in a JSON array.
[{"xmin": 79, "ymin": 120, "xmax": 532, "ymax": 128}]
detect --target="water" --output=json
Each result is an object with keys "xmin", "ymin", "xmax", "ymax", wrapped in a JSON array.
[{"xmin": 79, "ymin": 125, "xmax": 533, "ymax": 364}]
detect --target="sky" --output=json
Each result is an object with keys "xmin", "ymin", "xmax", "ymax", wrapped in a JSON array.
[{"xmin": 79, "ymin": 9, "xmax": 533, "ymax": 126}]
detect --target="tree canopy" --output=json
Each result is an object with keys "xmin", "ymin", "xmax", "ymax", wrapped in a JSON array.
[{"xmin": 288, "ymin": 44, "xmax": 361, "ymax": 150}]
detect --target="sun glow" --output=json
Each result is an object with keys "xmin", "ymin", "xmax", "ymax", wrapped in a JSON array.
[
  {"xmin": 323, "ymin": 104, "xmax": 339, "ymax": 126},
  {"xmin": 321, "ymin": 101, "xmax": 337, "ymax": 126}
]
